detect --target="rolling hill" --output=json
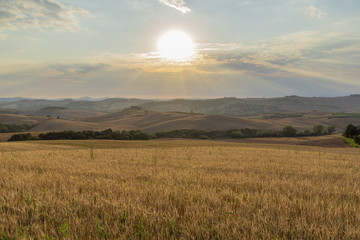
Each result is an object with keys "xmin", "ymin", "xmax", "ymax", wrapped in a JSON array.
[
  {"xmin": 0, "ymin": 114, "xmax": 47, "ymax": 125},
  {"xmin": 1, "ymin": 95, "xmax": 360, "ymax": 134},
  {"xmin": 84, "ymin": 107, "xmax": 276, "ymax": 132},
  {"xmin": 137, "ymin": 95, "xmax": 360, "ymax": 116},
  {"xmin": 0, "ymin": 108, "xmax": 355, "ymax": 133},
  {"xmin": 29, "ymin": 118, "xmax": 105, "ymax": 132},
  {"xmin": 0, "ymin": 98, "xmax": 150, "ymax": 112},
  {"xmin": 26, "ymin": 107, "xmax": 105, "ymax": 121},
  {"xmin": 1, "ymin": 95, "xmax": 360, "ymax": 116}
]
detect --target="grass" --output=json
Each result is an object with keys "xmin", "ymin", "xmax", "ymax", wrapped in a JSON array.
[
  {"xmin": 345, "ymin": 138, "xmax": 360, "ymax": 148},
  {"xmin": 0, "ymin": 139, "xmax": 360, "ymax": 239},
  {"xmin": 331, "ymin": 112, "xmax": 360, "ymax": 118}
]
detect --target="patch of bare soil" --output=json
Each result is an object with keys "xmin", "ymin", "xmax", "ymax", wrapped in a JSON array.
[{"xmin": 296, "ymin": 138, "xmax": 349, "ymax": 148}]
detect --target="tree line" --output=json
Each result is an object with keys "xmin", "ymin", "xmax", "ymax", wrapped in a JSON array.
[
  {"xmin": 343, "ymin": 124, "xmax": 360, "ymax": 144},
  {"xmin": 8, "ymin": 129, "xmax": 153, "ymax": 141},
  {"xmin": 7, "ymin": 124, "xmax": 335, "ymax": 142},
  {"xmin": 155, "ymin": 124, "xmax": 335, "ymax": 139}
]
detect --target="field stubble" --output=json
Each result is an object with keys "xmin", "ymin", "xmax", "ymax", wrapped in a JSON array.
[{"xmin": 0, "ymin": 140, "xmax": 360, "ymax": 239}]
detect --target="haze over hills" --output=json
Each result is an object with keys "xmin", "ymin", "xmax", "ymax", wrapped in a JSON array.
[
  {"xmin": 1, "ymin": 95, "xmax": 360, "ymax": 116},
  {"xmin": 137, "ymin": 95, "xmax": 360, "ymax": 115},
  {"xmin": 0, "ymin": 98, "xmax": 150, "ymax": 113},
  {"xmin": 0, "ymin": 97, "xmax": 33, "ymax": 103},
  {"xmin": 0, "ymin": 97, "xmax": 110, "ymax": 103}
]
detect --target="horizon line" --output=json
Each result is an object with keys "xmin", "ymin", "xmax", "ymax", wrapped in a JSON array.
[{"xmin": 1, "ymin": 94, "xmax": 360, "ymax": 101}]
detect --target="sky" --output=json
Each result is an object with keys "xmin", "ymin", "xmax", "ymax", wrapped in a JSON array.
[{"xmin": 0, "ymin": 0, "xmax": 359, "ymax": 99}]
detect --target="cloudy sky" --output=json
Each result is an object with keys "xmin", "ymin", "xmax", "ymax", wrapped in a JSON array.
[{"xmin": 0, "ymin": 0, "xmax": 359, "ymax": 98}]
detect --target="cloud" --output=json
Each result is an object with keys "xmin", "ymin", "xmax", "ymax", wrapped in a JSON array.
[
  {"xmin": 158, "ymin": 0, "xmax": 191, "ymax": 13},
  {"xmin": 192, "ymin": 31, "xmax": 360, "ymax": 86},
  {"xmin": 1, "ymin": 30, "xmax": 359, "ymax": 98},
  {"xmin": 84, "ymin": 31, "xmax": 359, "ymax": 84},
  {"xmin": 0, "ymin": 0, "xmax": 90, "ymax": 33},
  {"xmin": 48, "ymin": 63, "xmax": 109, "ymax": 75},
  {"xmin": 44, "ymin": 30, "xmax": 360, "ymax": 87},
  {"xmin": 305, "ymin": 5, "xmax": 327, "ymax": 19}
]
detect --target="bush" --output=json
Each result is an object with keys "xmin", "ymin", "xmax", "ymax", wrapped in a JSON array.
[
  {"xmin": 8, "ymin": 133, "xmax": 33, "ymax": 141},
  {"xmin": 326, "ymin": 125, "xmax": 336, "ymax": 135},
  {"xmin": 282, "ymin": 126, "xmax": 297, "ymax": 137},
  {"xmin": 312, "ymin": 124, "xmax": 325, "ymax": 136},
  {"xmin": 189, "ymin": 130, "xmax": 204, "ymax": 139},
  {"xmin": 354, "ymin": 135, "xmax": 360, "ymax": 145},
  {"xmin": 343, "ymin": 124, "xmax": 358, "ymax": 138},
  {"xmin": 230, "ymin": 131, "xmax": 243, "ymax": 138},
  {"xmin": 199, "ymin": 135, "xmax": 208, "ymax": 139}
]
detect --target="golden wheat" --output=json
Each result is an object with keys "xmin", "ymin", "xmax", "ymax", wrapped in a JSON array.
[{"xmin": 0, "ymin": 140, "xmax": 359, "ymax": 239}]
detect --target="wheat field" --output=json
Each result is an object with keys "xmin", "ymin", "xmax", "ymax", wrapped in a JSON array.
[{"xmin": 0, "ymin": 140, "xmax": 359, "ymax": 239}]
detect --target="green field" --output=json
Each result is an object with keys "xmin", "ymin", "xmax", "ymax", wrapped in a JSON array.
[{"xmin": 331, "ymin": 113, "xmax": 360, "ymax": 118}]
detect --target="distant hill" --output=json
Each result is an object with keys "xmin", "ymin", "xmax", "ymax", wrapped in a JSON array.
[
  {"xmin": 0, "ymin": 108, "xmax": 21, "ymax": 114},
  {"xmin": 0, "ymin": 98, "xmax": 150, "ymax": 112},
  {"xmin": 53, "ymin": 97, "xmax": 110, "ymax": 101},
  {"xmin": 138, "ymin": 95, "xmax": 360, "ymax": 116},
  {"xmin": 0, "ymin": 97, "xmax": 33, "ymax": 103},
  {"xmin": 1, "ymin": 95, "xmax": 360, "ymax": 116}
]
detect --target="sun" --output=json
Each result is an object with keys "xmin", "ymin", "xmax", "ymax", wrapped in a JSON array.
[{"xmin": 157, "ymin": 30, "xmax": 195, "ymax": 60}]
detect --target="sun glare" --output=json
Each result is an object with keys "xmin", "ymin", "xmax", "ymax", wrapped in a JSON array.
[{"xmin": 157, "ymin": 30, "xmax": 195, "ymax": 60}]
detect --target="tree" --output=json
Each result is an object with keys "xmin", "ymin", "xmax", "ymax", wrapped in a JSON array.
[
  {"xmin": 189, "ymin": 130, "xmax": 204, "ymax": 139},
  {"xmin": 312, "ymin": 124, "xmax": 325, "ymax": 135},
  {"xmin": 354, "ymin": 135, "xmax": 360, "ymax": 144},
  {"xmin": 343, "ymin": 124, "xmax": 358, "ymax": 138},
  {"xmin": 230, "ymin": 131, "xmax": 243, "ymax": 138},
  {"xmin": 326, "ymin": 125, "xmax": 336, "ymax": 135},
  {"xmin": 0, "ymin": 125, "xmax": 8, "ymax": 133},
  {"xmin": 304, "ymin": 130, "xmax": 311, "ymax": 136},
  {"xmin": 282, "ymin": 126, "xmax": 297, "ymax": 137},
  {"xmin": 8, "ymin": 133, "xmax": 32, "ymax": 141}
]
